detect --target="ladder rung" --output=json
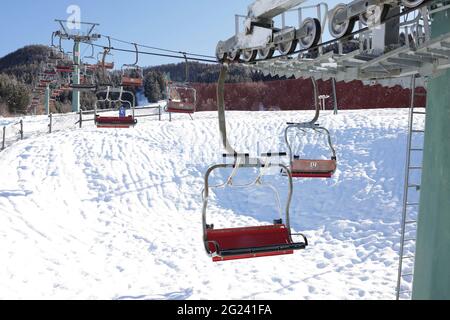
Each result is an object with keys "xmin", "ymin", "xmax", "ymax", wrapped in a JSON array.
[
  {"xmin": 405, "ymin": 220, "xmax": 417, "ymax": 224},
  {"xmin": 408, "ymin": 184, "xmax": 421, "ymax": 188},
  {"xmin": 402, "ymin": 255, "xmax": 415, "ymax": 260},
  {"xmin": 399, "ymin": 290, "xmax": 412, "ymax": 294},
  {"xmin": 411, "ymin": 130, "xmax": 425, "ymax": 133},
  {"xmin": 404, "ymin": 238, "xmax": 416, "ymax": 242},
  {"xmin": 408, "ymin": 167, "xmax": 422, "ymax": 170},
  {"xmin": 406, "ymin": 203, "xmax": 420, "ymax": 206},
  {"xmin": 410, "ymin": 148, "xmax": 423, "ymax": 151},
  {"xmin": 402, "ymin": 273, "xmax": 414, "ymax": 277},
  {"xmin": 413, "ymin": 93, "xmax": 427, "ymax": 97},
  {"xmin": 412, "ymin": 111, "xmax": 426, "ymax": 115}
]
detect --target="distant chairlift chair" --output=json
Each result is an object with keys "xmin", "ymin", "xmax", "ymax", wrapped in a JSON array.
[
  {"xmin": 166, "ymin": 82, "xmax": 197, "ymax": 121},
  {"xmin": 121, "ymin": 43, "xmax": 144, "ymax": 88},
  {"xmin": 285, "ymin": 123, "xmax": 337, "ymax": 178},
  {"xmin": 70, "ymin": 65, "xmax": 97, "ymax": 91},
  {"xmin": 165, "ymin": 57, "xmax": 197, "ymax": 121},
  {"xmin": 284, "ymin": 78, "xmax": 337, "ymax": 179}
]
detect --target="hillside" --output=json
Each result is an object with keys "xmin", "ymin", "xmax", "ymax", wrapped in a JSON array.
[
  {"xmin": 0, "ymin": 45, "xmax": 52, "ymax": 116},
  {"xmin": 146, "ymin": 62, "xmax": 269, "ymax": 84},
  {"xmin": 0, "ymin": 45, "xmax": 50, "ymax": 84}
]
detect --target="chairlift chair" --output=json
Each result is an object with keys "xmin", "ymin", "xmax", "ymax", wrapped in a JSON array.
[
  {"xmin": 97, "ymin": 37, "xmax": 115, "ymax": 70},
  {"xmin": 56, "ymin": 65, "xmax": 74, "ymax": 73},
  {"xmin": 85, "ymin": 64, "xmax": 98, "ymax": 72},
  {"xmin": 121, "ymin": 65, "xmax": 144, "ymax": 87},
  {"xmin": 51, "ymin": 88, "xmax": 63, "ymax": 98},
  {"xmin": 285, "ymin": 123, "xmax": 337, "ymax": 178},
  {"xmin": 49, "ymin": 48, "xmax": 64, "ymax": 61},
  {"xmin": 284, "ymin": 78, "xmax": 337, "ymax": 179},
  {"xmin": 99, "ymin": 61, "xmax": 114, "ymax": 70},
  {"xmin": 165, "ymin": 58, "xmax": 197, "ymax": 119},
  {"xmin": 166, "ymin": 82, "xmax": 197, "ymax": 115},
  {"xmin": 43, "ymin": 68, "xmax": 57, "ymax": 76},
  {"xmin": 56, "ymin": 55, "xmax": 74, "ymax": 73},
  {"xmin": 96, "ymin": 47, "xmax": 115, "ymax": 88},
  {"xmin": 38, "ymin": 80, "xmax": 52, "ymax": 89},
  {"xmin": 60, "ymin": 84, "xmax": 71, "ymax": 91},
  {"xmin": 97, "ymin": 51, "xmax": 114, "ymax": 70},
  {"xmin": 121, "ymin": 43, "xmax": 144, "ymax": 88},
  {"xmin": 83, "ymin": 44, "xmax": 99, "ymax": 72},
  {"xmin": 94, "ymin": 86, "xmax": 137, "ymax": 128},
  {"xmin": 70, "ymin": 66, "xmax": 97, "ymax": 91},
  {"xmin": 203, "ymin": 154, "xmax": 308, "ymax": 262},
  {"xmin": 49, "ymin": 32, "xmax": 66, "ymax": 60}
]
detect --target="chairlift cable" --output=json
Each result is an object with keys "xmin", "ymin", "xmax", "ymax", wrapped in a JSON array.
[
  {"xmin": 83, "ymin": 41, "xmax": 217, "ymax": 63},
  {"xmin": 100, "ymin": 34, "xmax": 216, "ymax": 59}
]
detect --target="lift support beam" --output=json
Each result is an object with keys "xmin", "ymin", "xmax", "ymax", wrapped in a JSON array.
[{"xmin": 412, "ymin": 6, "xmax": 450, "ymax": 300}]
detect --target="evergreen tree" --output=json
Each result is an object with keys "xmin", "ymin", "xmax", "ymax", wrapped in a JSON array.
[{"xmin": 144, "ymin": 71, "xmax": 164, "ymax": 102}]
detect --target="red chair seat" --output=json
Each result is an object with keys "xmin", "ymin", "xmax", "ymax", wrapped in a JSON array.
[
  {"xmin": 56, "ymin": 67, "xmax": 73, "ymax": 73},
  {"xmin": 98, "ymin": 62, "xmax": 114, "ymax": 70},
  {"xmin": 206, "ymin": 224, "xmax": 305, "ymax": 262},
  {"xmin": 121, "ymin": 77, "xmax": 143, "ymax": 87},
  {"xmin": 95, "ymin": 116, "xmax": 137, "ymax": 128},
  {"xmin": 291, "ymin": 159, "xmax": 336, "ymax": 178},
  {"xmin": 167, "ymin": 101, "xmax": 195, "ymax": 114}
]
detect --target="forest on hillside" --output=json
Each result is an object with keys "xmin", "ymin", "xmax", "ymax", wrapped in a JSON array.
[{"xmin": 0, "ymin": 45, "xmax": 277, "ymax": 115}]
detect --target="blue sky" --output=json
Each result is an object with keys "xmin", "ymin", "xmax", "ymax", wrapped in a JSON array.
[{"xmin": 0, "ymin": 0, "xmax": 340, "ymax": 67}]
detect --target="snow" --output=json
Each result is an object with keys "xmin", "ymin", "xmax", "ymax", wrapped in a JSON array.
[
  {"xmin": 0, "ymin": 108, "xmax": 420, "ymax": 300},
  {"xmin": 248, "ymin": 0, "xmax": 307, "ymax": 19},
  {"xmin": 0, "ymin": 118, "xmax": 15, "ymax": 126}
]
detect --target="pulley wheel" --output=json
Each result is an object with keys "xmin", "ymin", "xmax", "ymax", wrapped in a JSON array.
[
  {"xmin": 241, "ymin": 49, "xmax": 258, "ymax": 62},
  {"xmin": 298, "ymin": 18, "xmax": 322, "ymax": 50},
  {"xmin": 329, "ymin": 4, "xmax": 356, "ymax": 39}
]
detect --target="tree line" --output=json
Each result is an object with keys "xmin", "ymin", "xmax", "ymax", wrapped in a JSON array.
[
  {"xmin": 141, "ymin": 62, "xmax": 278, "ymax": 103},
  {"xmin": 0, "ymin": 45, "xmax": 282, "ymax": 113}
]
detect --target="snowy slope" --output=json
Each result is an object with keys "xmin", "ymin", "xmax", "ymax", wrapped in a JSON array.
[{"xmin": 0, "ymin": 109, "xmax": 418, "ymax": 300}]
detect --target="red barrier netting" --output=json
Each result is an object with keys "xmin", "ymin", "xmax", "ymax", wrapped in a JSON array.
[{"xmin": 191, "ymin": 78, "xmax": 426, "ymax": 112}]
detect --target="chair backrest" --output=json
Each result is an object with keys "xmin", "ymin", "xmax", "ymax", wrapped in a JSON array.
[{"xmin": 291, "ymin": 159, "xmax": 337, "ymax": 174}]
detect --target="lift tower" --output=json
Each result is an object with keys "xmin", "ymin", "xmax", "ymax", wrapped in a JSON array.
[
  {"xmin": 54, "ymin": 20, "xmax": 100, "ymax": 113},
  {"xmin": 412, "ymin": 3, "xmax": 450, "ymax": 300}
]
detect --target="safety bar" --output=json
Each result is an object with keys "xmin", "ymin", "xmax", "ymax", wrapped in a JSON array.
[
  {"xmin": 94, "ymin": 86, "xmax": 136, "ymax": 119},
  {"xmin": 260, "ymin": 152, "xmax": 288, "ymax": 157},
  {"xmin": 222, "ymin": 153, "xmax": 250, "ymax": 158},
  {"xmin": 219, "ymin": 242, "xmax": 307, "ymax": 257},
  {"xmin": 290, "ymin": 232, "xmax": 309, "ymax": 246},
  {"xmin": 285, "ymin": 123, "xmax": 337, "ymax": 163}
]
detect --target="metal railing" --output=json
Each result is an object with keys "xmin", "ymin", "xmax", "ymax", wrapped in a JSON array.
[
  {"xmin": 1, "ymin": 103, "xmax": 166, "ymax": 153},
  {"xmin": 76, "ymin": 104, "xmax": 163, "ymax": 128}
]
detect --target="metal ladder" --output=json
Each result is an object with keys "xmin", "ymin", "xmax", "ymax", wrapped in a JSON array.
[{"xmin": 396, "ymin": 75, "xmax": 427, "ymax": 300}]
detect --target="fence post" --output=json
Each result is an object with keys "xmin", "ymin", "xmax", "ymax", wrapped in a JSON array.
[
  {"xmin": 159, "ymin": 105, "xmax": 161, "ymax": 121},
  {"xmin": 332, "ymin": 77, "xmax": 338, "ymax": 115},
  {"xmin": 48, "ymin": 113, "xmax": 53, "ymax": 134},
  {"xmin": 19, "ymin": 120, "xmax": 23, "ymax": 140},
  {"xmin": 2, "ymin": 126, "xmax": 5, "ymax": 151},
  {"xmin": 79, "ymin": 111, "xmax": 83, "ymax": 128}
]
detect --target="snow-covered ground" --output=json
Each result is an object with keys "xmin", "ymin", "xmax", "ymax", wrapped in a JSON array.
[{"xmin": 0, "ymin": 109, "xmax": 420, "ymax": 300}]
